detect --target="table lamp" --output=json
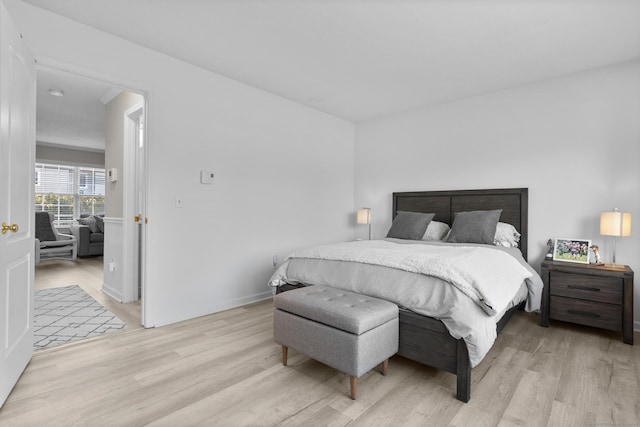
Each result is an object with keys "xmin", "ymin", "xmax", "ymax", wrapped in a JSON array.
[
  {"xmin": 600, "ymin": 208, "xmax": 631, "ymax": 266},
  {"xmin": 356, "ymin": 208, "xmax": 372, "ymax": 240}
]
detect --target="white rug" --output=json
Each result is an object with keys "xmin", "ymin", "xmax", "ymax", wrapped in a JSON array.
[{"xmin": 34, "ymin": 285, "xmax": 126, "ymax": 350}]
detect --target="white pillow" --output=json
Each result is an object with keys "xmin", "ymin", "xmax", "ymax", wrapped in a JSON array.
[
  {"xmin": 422, "ymin": 221, "xmax": 451, "ymax": 241},
  {"xmin": 494, "ymin": 222, "xmax": 520, "ymax": 248}
]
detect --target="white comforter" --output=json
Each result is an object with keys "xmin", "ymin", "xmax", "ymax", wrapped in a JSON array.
[{"xmin": 269, "ymin": 239, "xmax": 543, "ymax": 366}]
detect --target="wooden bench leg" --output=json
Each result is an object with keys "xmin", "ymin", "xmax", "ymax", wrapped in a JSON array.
[
  {"xmin": 282, "ymin": 345, "xmax": 288, "ymax": 366},
  {"xmin": 381, "ymin": 359, "xmax": 388, "ymax": 376},
  {"xmin": 350, "ymin": 376, "xmax": 357, "ymax": 400}
]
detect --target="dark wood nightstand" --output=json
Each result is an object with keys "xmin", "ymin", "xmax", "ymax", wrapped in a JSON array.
[{"xmin": 540, "ymin": 260, "xmax": 634, "ymax": 344}]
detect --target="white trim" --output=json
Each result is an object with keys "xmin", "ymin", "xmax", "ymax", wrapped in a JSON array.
[
  {"xmin": 101, "ymin": 284, "xmax": 124, "ymax": 303},
  {"xmin": 35, "ymin": 57, "xmax": 150, "ymax": 97},
  {"xmin": 122, "ymin": 103, "xmax": 147, "ymax": 317},
  {"xmin": 140, "ymin": 103, "xmax": 150, "ymax": 326},
  {"xmin": 100, "ymin": 88, "xmax": 122, "ymax": 105}
]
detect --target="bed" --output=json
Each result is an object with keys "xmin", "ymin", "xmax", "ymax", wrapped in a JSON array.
[{"xmin": 270, "ymin": 188, "xmax": 540, "ymax": 402}]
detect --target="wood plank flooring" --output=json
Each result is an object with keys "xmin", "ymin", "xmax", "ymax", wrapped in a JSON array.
[{"xmin": 1, "ymin": 294, "xmax": 638, "ymax": 426}]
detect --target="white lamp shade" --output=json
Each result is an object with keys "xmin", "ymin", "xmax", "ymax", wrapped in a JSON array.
[
  {"xmin": 600, "ymin": 210, "xmax": 632, "ymax": 237},
  {"xmin": 356, "ymin": 208, "xmax": 371, "ymax": 225}
]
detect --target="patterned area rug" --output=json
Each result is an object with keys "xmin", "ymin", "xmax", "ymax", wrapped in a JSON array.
[{"xmin": 34, "ymin": 285, "xmax": 126, "ymax": 350}]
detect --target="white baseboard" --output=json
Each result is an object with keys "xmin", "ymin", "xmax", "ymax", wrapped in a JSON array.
[{"xmin": 101, "ymin": 283, "xmax": 124, "ymax": 303}]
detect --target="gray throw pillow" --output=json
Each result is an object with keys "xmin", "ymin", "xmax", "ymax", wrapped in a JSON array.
[
  {"xmin": 95, "ymin": 216, "xmax": 104, "ymax": 233},
  {"xmin": 386, "ymin": 211, "xmax": 435, "ymax": 240},
  {"xmin": 35, "ymin": 212, "xmax": 57, "ymax": 242},
  {"xmin": 77, "ymin": 215, "xmax": 99, "ymax": 233},
  {"xmin": 447, "ymin": 209, "xmax": 502, "ymax": 244}
]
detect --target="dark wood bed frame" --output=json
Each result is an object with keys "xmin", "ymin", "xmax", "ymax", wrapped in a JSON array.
[{"xmin": 277, "ymin": 188, "xmax": 529, "ymax": 402}]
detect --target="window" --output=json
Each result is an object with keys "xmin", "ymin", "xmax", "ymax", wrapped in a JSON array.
[{"xmin": 35, "ymin": 163, "xmax": 106, "ymax": 226}]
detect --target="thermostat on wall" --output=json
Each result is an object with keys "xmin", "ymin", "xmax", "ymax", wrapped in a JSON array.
[
  {"xmin": 200, "ymin": 170, "xmax": 214, "ymax": 184},
  {"xmin": 108, "ymin": 168, "xmax": 118, "ymax": 182}
]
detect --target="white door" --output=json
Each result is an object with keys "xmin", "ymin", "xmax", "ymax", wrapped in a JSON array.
[
  {"xmin": 136, "ymin": 112, "xmax": 148, "ymax": 325},
  {"xmin": 0, "ymin": 0, "xmax": 36, "ymax": 408},
  {"xmin": 122, "ymin": 103, "xmax": 145, "ymax": 308}
]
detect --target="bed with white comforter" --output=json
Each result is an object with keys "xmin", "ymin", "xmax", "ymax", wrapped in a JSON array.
[{"xmin": 269, "ymin": 238, "xmax": 543, "ymax": 367}]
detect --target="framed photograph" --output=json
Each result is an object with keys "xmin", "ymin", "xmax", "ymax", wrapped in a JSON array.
[{"xmin": 553, "ymin": 238, "xmax": 591, "ymax": 264}]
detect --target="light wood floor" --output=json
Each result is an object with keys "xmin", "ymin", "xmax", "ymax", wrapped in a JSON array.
[
  {"xmin": 1, "ymin": 296, "xmax": 638, "ymax": 426},
  {"xmin": 34, "ymin": 256, "xmax": 142, "ymax": 331}
]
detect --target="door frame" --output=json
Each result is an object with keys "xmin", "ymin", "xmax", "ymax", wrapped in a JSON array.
[
  {"xmin": 123, "ymin": 101, "xmax": 147, "ymax": 323},
  {"xmin": 35, "ymin": 59, "xmax": 150, "ymax": 327}
]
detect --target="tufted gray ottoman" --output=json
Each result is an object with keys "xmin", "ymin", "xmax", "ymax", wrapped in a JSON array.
[{"xmin": 273, "ymin": 285, "xmax": 399, "ymax": 399}]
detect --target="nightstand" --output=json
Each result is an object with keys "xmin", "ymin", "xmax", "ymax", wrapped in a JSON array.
[{"xmin": 540, "ymin": 260, "xmax": 634, "ymax": 344}]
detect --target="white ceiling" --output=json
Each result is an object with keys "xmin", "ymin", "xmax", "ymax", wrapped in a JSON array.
[
  {"xmin": 25, "ymin": 0, "xmax": 640, "ymax": 148},
  {"xmin": 36, "ymin": 68, "xmax": 116, "ymax": 151}
]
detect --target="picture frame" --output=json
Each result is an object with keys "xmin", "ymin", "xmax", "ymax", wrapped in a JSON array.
[{"xmin": 553, "ymin": 238, "xmax": 591, "ymax": 264}]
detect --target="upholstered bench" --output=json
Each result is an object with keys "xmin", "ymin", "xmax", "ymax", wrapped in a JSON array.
[{"xmin": 273, "ymin": 285, "xmax": 399, "ymax": 399}]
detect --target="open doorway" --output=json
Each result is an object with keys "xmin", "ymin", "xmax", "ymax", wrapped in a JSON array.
[
  {"xmin": 101, "ymin": 92, "xmax": 145, "ymax": 305},
  {"xmin": 34, "ymin": 66, "xmax": 148, "ymax": 348}
]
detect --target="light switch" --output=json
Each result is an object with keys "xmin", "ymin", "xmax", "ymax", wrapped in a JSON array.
[
  {"xmin": 175, "ymin": 196, "xmax": 183, "ymax": 208},
  {"xmin": 200, "ymin": 170, "xmax": 214, "ymax": 184}
]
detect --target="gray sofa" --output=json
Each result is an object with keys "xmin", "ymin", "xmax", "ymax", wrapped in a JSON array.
[{"xmin": 69, "ymin": 215, "xmax": 104, "ymax": 257}]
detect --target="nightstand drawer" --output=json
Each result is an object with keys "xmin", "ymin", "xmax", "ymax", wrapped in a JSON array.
[
  {"xmin": 549, "ymin": 271, "xmax": 622, "ymax": 305},
  {"xmin": 550, "ymin": 296, "xmax": 622, "ymax": 331}
]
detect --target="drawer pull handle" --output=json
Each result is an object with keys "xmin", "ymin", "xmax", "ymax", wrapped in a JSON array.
[
  {"xmin": 567, "ymin": 285, "xmax": 600, "ymax": 292},
  {"xmin": 567, "ymin": 309, "xmax": 600, "ymax": 318}
]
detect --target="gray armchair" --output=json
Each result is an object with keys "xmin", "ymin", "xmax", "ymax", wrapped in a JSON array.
[{"xmin": 35, "ymin": 212, "xmax": 77, "ymax": 265}]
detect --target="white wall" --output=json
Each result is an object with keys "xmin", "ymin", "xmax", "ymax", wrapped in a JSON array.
[
  {"xmin": 105, "ymin": 91, "xmax": 144, "ymax": 218},
  {"xmin": 355, "ymin": 61, "xmax": 640, "ymax": 327},
  {"xmin": 6, "ymin": 1, "xmax": 355, "ymax": 326},
  {"xmin": 102, "ymin": 218, "xmax": 124, "ymax": 302}
]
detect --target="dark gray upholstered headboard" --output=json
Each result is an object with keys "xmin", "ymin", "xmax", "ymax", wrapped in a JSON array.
[{"xmin": 392, "ymin": 188, "xmax": 528, "ymax": 260}]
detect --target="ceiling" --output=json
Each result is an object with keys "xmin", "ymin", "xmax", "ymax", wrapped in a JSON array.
[
  {"xmin": 24, "ymin": 0, "xmax": 640, "ymax": 149},
  {"xmin": 36, "ymin": 68, "xmax": 117, "ymax": 152}
]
